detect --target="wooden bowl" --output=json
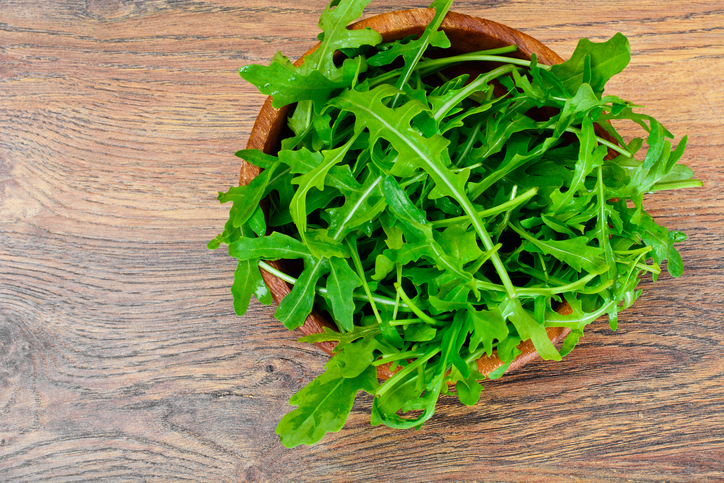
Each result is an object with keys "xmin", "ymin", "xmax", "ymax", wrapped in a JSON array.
[{"xmin": 241, "ymin": 9, "xmax": 572, "ymax": 379}]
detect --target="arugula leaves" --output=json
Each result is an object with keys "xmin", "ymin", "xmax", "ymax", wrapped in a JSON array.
[{"xmin": 210, "ymin": 0, "xmax": 700, "ymax": 447}]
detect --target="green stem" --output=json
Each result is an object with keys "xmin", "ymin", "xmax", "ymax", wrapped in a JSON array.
[
  {"xmin": 368, "ymin": 48, "xmax": 525, "ymax": 88},
  {"xmin": 492, "ymin": 185, "xmax": 518, "ymax": 241},
  {"xmin": 616, "ymin": 259, "xmax": 661, "ymax": 274},
  {"xmin": 375, "ymin": 347, "xmax": 440, "ymax": 399},
  {"xmin": 536, "ymin": 123, "xmax": 633, "ymax": 158},
  {"xmin": 389, "ymin": 317, "xmax": 427, "ymax": 327},
  {"xmin": 346, "ymin": 239, "xmax": 384, "ymax": 326},
  {"xmin": 614, "ymin": 246, "xmax": 653, "ymax": 256},
  {"xmin": 433, "ymin": 64, "xmax": 518, "ymax": 123},
  {"xmin": 418, "ymin": 52, "xmax": 550, "ymax": 78},
  {"xmin": 430, "ymin": 188, "xmax": 538, "ymax": 228},
  {"xmin": 649, "ymin": 179, "xmax": 703, "ymax": 192},
  {"xmin": 257, "ymin": 260, "xmax": 410, "ymax": 311},
  {"xmin": 393, "ymin": 283, "xmax": 441, "ymax": 326},
  {"xmin": 454, "ymin": 119, "xmax": 484, "ymax": 167},
  {"xmin": 473, "ymin": 271, "xmax": 608, "ymax": 297},
  {"xmin": 373, "ymin": 350, "xmax": 426, "ymax": 366}
]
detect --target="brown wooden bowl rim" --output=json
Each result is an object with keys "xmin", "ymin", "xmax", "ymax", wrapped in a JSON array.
[{"xmin": 241, "ymin": 8, "xmax": 572, "ymax": 380}]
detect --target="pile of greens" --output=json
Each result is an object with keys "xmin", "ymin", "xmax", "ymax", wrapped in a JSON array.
[{"xmin": 209, "ymin": 0, "xmax": 700, "ymax": 447}]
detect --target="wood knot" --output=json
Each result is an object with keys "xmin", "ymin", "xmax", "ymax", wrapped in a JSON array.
[{"xmin": 0, "ymin": 321, "xmax": 33, "ymax": 386}]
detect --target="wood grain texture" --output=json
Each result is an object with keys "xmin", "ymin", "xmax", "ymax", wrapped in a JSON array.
[{"xmin": 1, "ymin": 0, "xmax": 722, "ymax": 481}]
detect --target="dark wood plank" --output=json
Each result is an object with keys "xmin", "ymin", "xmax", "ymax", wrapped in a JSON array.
[{"xmin": 1, "ymin": 0, "xmax": 723, "ymax": 481}]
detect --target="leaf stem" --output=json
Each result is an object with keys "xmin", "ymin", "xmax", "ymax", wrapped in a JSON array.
[
  {"xmin": 430, "ymin": 188, "xmax": 538, "ymax": 228},
  {"xmin": 613, "ymin": 246, "xmax": 653, "ymax": 256},
  {"xmin": 418, "ymin": 52, "xmax": 550, "ymax": 77},
  {"xmin": 474, "ymin": 271, "xmax": 608, "ymax": 297},
  {"xmin": 257, "ymin": 260, "xmax": 410, "ymax": 311},
  {"xmin": 535, "ymin": 123, "xmax": 633, "ymax": 157},
  {"xmin": 649, "ymin": 179, "xmax": 703, "ymax": 192},
  {"xmin": 372, "ymin": 350, "xmax": 426, "ymax": 366},
  {"xmin": 346, "ymin": 238, "xmax": 384, "ymax": 326},
  {"xmin": 393, "ymin": 283, "xmax": 442, "ymax": 326},
  {"xmin": 375, "ymin": 347, "xmax": 440, "ymax": 399},
  {"xmin": 368, "ymin": 48, "xmax": 528, "ymax": 88},
  {"xmin": 434, "ymin": 64, "xmax": 518, "ymax": 122},
  {"xmin": 389, "ymin": 317, "xmax": 429, "ymax": 327}
]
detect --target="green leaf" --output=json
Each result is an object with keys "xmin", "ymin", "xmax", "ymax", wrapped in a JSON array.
[
  {"xmin": 308, "ymin": 0, "xmax": 382, "ymax": 80},
  {"xmin": 306, "ymin": 229, "xmax": 349, "ymax": 259},
  {"xmin": 231, "ymin": 259, "xmax": 272, "ymax": 316},
  {"xmin": 231, "ymin": 160, "xmax": 282, "ymax": 228},
  {"xmin": 550, "ymin": 33, "xmax": 630, "ymax": 96},
  {"xmin": 229, "ymin": 231, "xmax": 312, "ymax": 263},
  {"xmin": 248, "ymin": 205, "xmax": 267, "ymax": 237},
  {"xmin": 551, "ymin": 116, "xmax": 608, "ymax": 211},
  {"xmin": 240, "ymin": 56, "xmax": 347, "ymax": 110},
  {"xmin": 502, "ymin": 297, "xmax": 561, "ymax": 361},
  {"xmin": 330, "ymin": 335, "xmax": 379, "ymax": 378},
  {"xmin": 208, "ymin": 214, "xmax": 241, "ymax": 250},
  {"xmin": 326, "ymin": 257, "xmax": 363, "ymax": 332},
  {"xmin": 404, "ymin": 323, "xmax": 437, "ymax": 342},
  {"xmin": 642, "ymin": 118, "xmax": 666, "ymax": 169},
  {"xmin": 625, "ymin": 210, "xmax": 685, "ymax": 278},
  {"xmin": 467, "ymin": 307, "xmax": 508, "ymax": 356},
  {"xmin": 382, "ymin": 175, "xmax": 427, "ymax": 226},
  {"xmin": 235, "ymin": 149, "xmax": 278, "ymax": 169},
  {"xmin": 514, "ymin": 225, "xmax": 609, "ymax": 274},
  {"xmin": 438, "ymin": 225, "xmax": 483, "ymax": 265},
  {"xmin": 372, "ymin": 253, "xmax": 395, "ymax": 281},
  {"xmin": 276, "ymin": 364, "xmax": 378, "ymax": 448},
  {"xmin": 327, "ymin": 172, "xmax": 386, "ymax": 239},
  {"xmin": 290, "ymin": 135, "xmax": 360, "ymax": 241},
  {"xmin": 455, "ymin": 363, "xmax": 485, "ymax": 406},
  {"xmin": 559, "ymin": 329, "xmax": 583, "ymax": 357},
  {"xmin": 476, "ymin": 111, "xmax": 538, "ymax": 159},
  {"xmin": 281, "ymin": 148, "xmax": 362, "ymax": 194},
  {"xmin": 275, "ymin": 258, "xmax": 329, "ymax": 330},
  {"xmin": 385, "ymin": 238, "xmax": 471, "ymax": 284},
  {"xmin": 240, "ymin": 0, "xmax": 381, "ymax": 110}
]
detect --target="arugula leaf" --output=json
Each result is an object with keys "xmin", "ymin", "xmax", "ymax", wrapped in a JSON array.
[
  {"xmin": 276, "ymin": 258, "xmax": 330, "ymax": 330},
  {"xmin": 311, "ymin": 0, "xmax": 383, "ymax": 80},
  {"xmin": 467, "ymin": 307, "xmax": 508, "ymax": 357},
  {"xmin": 623, "ymin": 209, "xmax": 685, "ymax": 278},
  {"xmin": 239, "ymin": 57, "xmax": 348, "ymax": 110},
  {"xmin": 455, "ymin": 366, "xmax": 485, "ymax": 406},
  {"xmin": 551, "ymin": 116, "xmax": 608, "ymax": 212},
  {"xmin": 513, "ymin": 224, "xmax": 609, "ymax": 274},
  {"xmin": 370, "ymin": 0, "xmax": 454, "ymax": 107},
  {"xmin": 240, "ymin": 0, "xmax": 382, "ymax": 110},
  {"xmin": 325, "ymin": 257, "xmax": 363, "ymax": 332},
  {"xmin": 229, "ymin": 231, "xmax": 312, "ymax": 263},
  {"xmin": 290, "ymin": 134, "xmax": 360, "ymax": 242},
  {"xmin": 276, "ymin": 363, "xmax": 378, "ymax": 448},
  {"xmin": 502, "ymin": 297, "xmax": 561, "ymax": 361},
  {"xmin": 226, "ymin": 160, "xmax": 282, "ymax": 228},
  {"xmin": 231, "ymin": 259, "xmax": 272, "ymax": 316},
  {"xmin": 550, "ymin": 32, "xmax": 630, "ymax": 96}
]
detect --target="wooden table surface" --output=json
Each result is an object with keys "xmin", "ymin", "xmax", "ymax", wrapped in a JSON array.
[{"xmin": 1, "ymin": 0, "xmax": 723, "ymax": 481}]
